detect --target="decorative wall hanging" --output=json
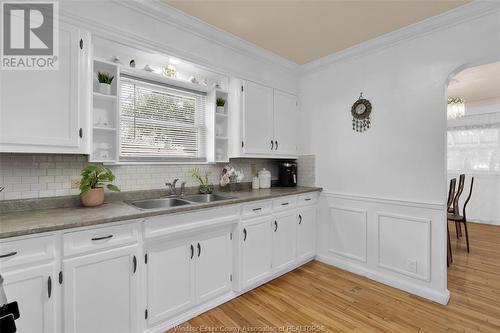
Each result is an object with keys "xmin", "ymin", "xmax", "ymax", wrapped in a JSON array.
[{"xmin": 351, "ymin": 92, "xmax": 372, "ymax": 132}]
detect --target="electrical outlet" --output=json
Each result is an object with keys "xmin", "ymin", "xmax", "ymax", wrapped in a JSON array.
[
  {"xmin": 407, "ymin": 259, "xmax": 417, "ymax": 273},
  {"xmin": 71, "ymin": 179, "xmax": 80, "ymax": 189}
]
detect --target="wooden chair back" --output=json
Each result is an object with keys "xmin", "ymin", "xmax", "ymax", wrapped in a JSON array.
[
  {"xmin": 447, "ymin": 178, "xmax": 456, "ymax": 210},
  {"xmin": 462, "ymin": 177, "xmax": 474, "ymax": 219},
  {"xmin": 452, "ymin": 174, "xmax": 465, "ymax": 215}
]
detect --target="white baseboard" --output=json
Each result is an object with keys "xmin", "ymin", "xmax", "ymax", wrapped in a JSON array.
[{"xmin": 315, "ymin": 254, "xmax": 450, "ymax": 305}]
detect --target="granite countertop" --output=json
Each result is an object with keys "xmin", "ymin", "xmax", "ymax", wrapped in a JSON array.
[{"xmin": 0, "ymin": 186, "xmax": 321, "ymax": 239}]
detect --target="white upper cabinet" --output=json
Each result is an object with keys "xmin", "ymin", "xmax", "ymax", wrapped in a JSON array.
[
  {"xmin": 242, "ymin": 81, "xmax": 274, "ymax": 155},
  {"xmin": 233, "ymin": 80, "xmax": 297, "ymax": 158},
  {"xmin": 274, "ymin": 90, "xmax": 298, "ymax": 156},
  {"xmin": 0, "ymin": 22, "xmax": 90, "ymax": 154}
]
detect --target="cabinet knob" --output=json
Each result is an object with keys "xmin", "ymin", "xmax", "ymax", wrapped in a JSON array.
[
  {"xmin": 0, "ymin": 251, "xmax": 17, "ymax": 258},
  {"xmin": 190, "ymin": 244, "xmax": 194, "ymax": 259},
  {"xmin": 274, "ymin": 221, "xmax": 278, "ymax": 232},
  {"xmin": 299, "ymin": 214, "xmax": 302, "ymax": 224},
  {"xmin": 243, "ymin": 228, "xmax": 247, "ymax": 241},
  {"xmin": 197, "ymin": 243, "xmax": 201, "ymax": 257},
  {"xmin": 275, "ymin": 141, "xmax": 278, "ymax": 150},
  {"xmin": 133, "ymin": 256, "xmax": 137, "ymax": 274}
]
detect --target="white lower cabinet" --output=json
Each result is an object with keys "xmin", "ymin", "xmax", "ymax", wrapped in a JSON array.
[
  {"xmin": 146, "ymin": 238, "xmax": 196, "ymax": 326},
  {"xmin": 145, "ymin": 227, "xmax": 233, "ymax": 327},
  {"xmin": 241, "ymin": 217, "xmax": 273, "ymax": 287},
  {"xmin": 63, "ymin": 245, "xmax": 139, "ymax": 333},
  {"xmin": 0, "ymin": 193, "xmax": 319, "ymax": 332},
  {"xmin": 1, "ymin": 263, "xmax": 58, "ymax": 333},
  {"xmin": 196, "ymin": 229, "xmax": 232, "ymax": 303},
  {"xmin": 297, "ymin": 206, "xmax": 317, "ymax": 260},
  {"xmin": 272, "ymin": 212, "xmax": 297, "ymax": 272}
]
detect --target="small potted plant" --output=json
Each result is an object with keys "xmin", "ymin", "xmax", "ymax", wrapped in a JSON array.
[
  {"xmin": 79, "ymin": 164, "xmax": 120, "ymax": 207},
  {"xmin": 216, "ymin": 97, "xmax": 226, "ymax": 114},
  {"xmin": 97, "ymin": 71, "xmax": 114, "ymax": 95},
  {"xmin": 190, "ymin": 167, "xmax": 213, "ymax": 194}
]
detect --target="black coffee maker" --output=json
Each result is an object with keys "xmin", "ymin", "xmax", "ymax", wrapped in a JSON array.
[{"xmin": 278, "ymin": 162, "xmax": 297, "ymax": 187}]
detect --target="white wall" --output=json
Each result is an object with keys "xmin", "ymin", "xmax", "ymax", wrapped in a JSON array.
[{"xmin": 300, "ymin": 4, "xmax": 500, "ymax": 304}]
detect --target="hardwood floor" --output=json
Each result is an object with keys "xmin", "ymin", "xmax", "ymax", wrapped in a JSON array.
[{"xmin": 168, "ymin": 221, "xmax": 500, "ymax": 332}]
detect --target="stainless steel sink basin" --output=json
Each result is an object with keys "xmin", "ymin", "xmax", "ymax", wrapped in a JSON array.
[
  {"xmin": 129, "ymin": 198, "xmax": 192, "ymax": 210},
  {"xmin": 182, "ymin": 194, "xmax": 237, "ymax": 203}
]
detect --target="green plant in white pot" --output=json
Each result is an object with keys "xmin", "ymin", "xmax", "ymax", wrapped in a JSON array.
[
  {"xmin": 190, "ymin": 168, "xmax": 213, "ymax": 194},
  {"xmin": 79, "ymin": 164, "xmax": 120, "ymax": 207},
  {"xmin": 216, "ymin": 97, "xmax": 226, "ymax": 114},
  {"xmin": 97, "ymin": 71, "xmax": 114, "ymax": 95}
]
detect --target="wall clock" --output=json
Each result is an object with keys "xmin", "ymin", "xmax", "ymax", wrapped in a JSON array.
[{"xmin": 351, "ymin": 92, "xmax": 372, "ymax": 132}]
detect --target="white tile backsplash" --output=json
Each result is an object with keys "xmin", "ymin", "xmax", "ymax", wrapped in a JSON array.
[
  {"xmin": 0, "ymin": 154, "xmax": 279, "ymax": 201},
  {"xmin": 297, "ymin": 155, "xmax": 316, "ymax": 187}
]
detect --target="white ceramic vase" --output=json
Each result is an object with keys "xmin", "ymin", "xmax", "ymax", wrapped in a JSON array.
[
  {"xmin": 216, "ymin": 106, "xmax": 225, "ymax": 114},
  {"xmin": 99, "ymin": 83, "xmax": 111, "ymax": 95}
]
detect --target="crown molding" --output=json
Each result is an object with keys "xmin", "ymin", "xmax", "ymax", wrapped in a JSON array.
[
  {"xmin": 299, "ymin": 1, "xmax": 500, "ymax": 75},
  {"xmin": 118, "ymin": 0, "xmax": 299, "ymax": 72}
]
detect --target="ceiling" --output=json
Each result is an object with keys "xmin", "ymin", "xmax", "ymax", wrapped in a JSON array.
[
  {"xmin": 162, "ymin": 0, "xmax": 469, "ymax": 65},
  {"xmin": 448, "ymin": 62, "xmax": 500, "ymax": 102}
]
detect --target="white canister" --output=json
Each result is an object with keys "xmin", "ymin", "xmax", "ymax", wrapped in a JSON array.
[
  {"xmin": 252, "ymin": 176, "xmax": 260, "ymax": 190},
  {"xmin": 258, "ymin": 168, "xmax": 271, "ymax": 189}
]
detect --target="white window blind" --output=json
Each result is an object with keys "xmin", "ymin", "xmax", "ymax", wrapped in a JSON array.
[
  {"xmin": 448, "ymin": 126, "xmax": 500, "ymax": 173},
  {"xmin": 119, "ymin": 74, "xmax": 207, "ymax": 162}
]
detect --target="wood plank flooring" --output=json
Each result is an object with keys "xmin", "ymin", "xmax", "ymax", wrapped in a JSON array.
[{"xmin": 168, "ymin": 221, "xmax": 500, "ymax": 332}]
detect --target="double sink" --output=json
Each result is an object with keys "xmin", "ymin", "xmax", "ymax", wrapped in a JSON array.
[{"xmin": 129, "ymin": 194, "xmax": 237, "ymax": 210}]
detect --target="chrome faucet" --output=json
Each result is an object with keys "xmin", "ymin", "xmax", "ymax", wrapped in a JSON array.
[{"xmin": 165, "ymin": 179, "xmax": 186, "ymax": 196}]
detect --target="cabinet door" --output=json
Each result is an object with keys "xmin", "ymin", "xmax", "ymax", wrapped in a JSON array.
[
  {"xmin": 195, "ymin": 229, "xmax": 232, "ymax": 303},
  {"xmin": 0, "ymin": 22, "xmax": 88, "ymax": 153},
  {"xmin": 273, "ymin": 90, "xmax": 298, "ymax": 156},
  {"xmin": 63, "ymin": 245, "xmax": 139, "ymax": 333},
  {"xmin": 297, "ymin": 206, "xmax": 316, "ymax": 260},
  {"xmin": 272, "ymin": 212, "xmax": 297, "ymax": 272},
  {"xmin": 241, "ymin": 217, "xmax": 273, "ymax": 287},
  {"xmin": 2, "ymin": 263, "xmax": 57, "ymax": 333},
  {"xmin": 146, "ymin": 239, "xmax": 195, "ymax": 326},
  {"xmin": 242, "ymin": 81, "xmax": 274, "ymax": 155}
]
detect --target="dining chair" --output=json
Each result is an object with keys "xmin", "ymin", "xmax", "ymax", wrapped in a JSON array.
[
  {"xmin": 448, "ymin": 176, "xmax": 474, "ymax": 253},
  {"xmin": 450, "ymin": 174, "xmax": 465, "ymax": 238},
  {"xmin": 446, "ymin": 178, "xmax": 456, "ymax": 266}
]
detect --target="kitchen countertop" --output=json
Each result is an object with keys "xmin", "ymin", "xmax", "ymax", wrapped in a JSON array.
[{"xmin": 0, "ymin": 186, "xmax": 321, "ymax": 239}]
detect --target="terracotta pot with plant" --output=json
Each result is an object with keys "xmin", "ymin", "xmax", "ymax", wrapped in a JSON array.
[{"xmin": 79, "ymin": 164, "xmax": 120, "ymax": 207}]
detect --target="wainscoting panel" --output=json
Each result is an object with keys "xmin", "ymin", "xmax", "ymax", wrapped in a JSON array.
[
  {"xmin": 328, "ymin": 206, "xmax": 367, "ymax": 262},
  {"xmin": 317, "ymin": 192, "xmax": 448, "ymax": 304},
  {"xmin": 377, "ymin": 212, "xmax": 431, "ymax": 281}
]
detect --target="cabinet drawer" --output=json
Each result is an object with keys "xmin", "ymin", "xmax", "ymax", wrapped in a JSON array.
[
  {"xmin": 298, "ymin": 192, "xmax": 319, "ymax": 206},
  {"xmin": 0, "ymin": 234, "xmax": 56, "ymax": 269},
  {"xmin": 241, "ymin": 200, "xmax": 272, "ymax": 219},
  {"xmin": 63, "ymin": 221, "xmax": 140, "ymax": 257},
  {"xmin": 272, "ymin": 196, "xmax": 297, "ymax": 212}
]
